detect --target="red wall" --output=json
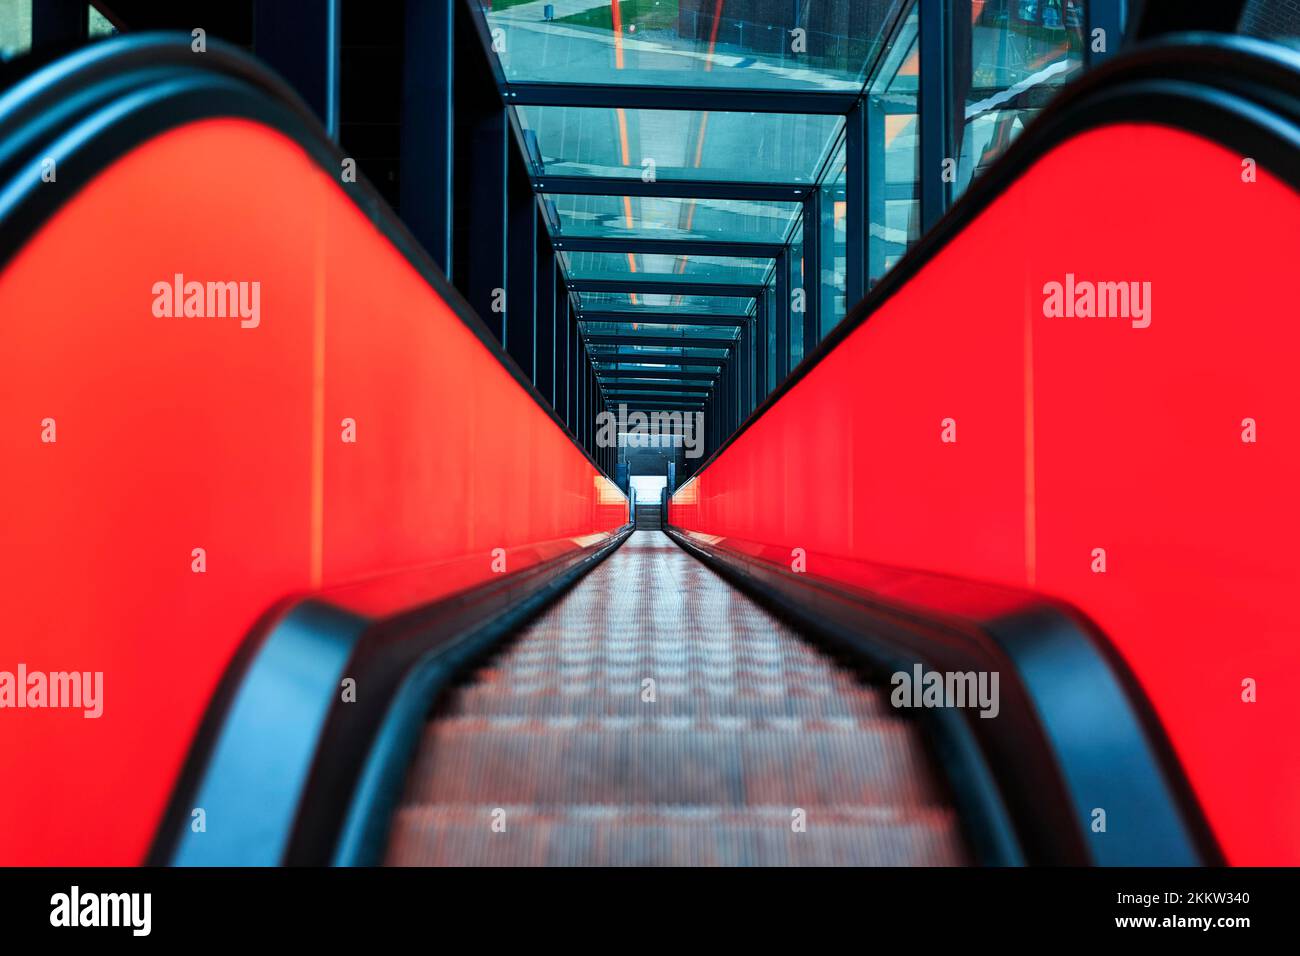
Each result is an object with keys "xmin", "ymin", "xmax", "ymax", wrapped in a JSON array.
[
  {"xmin": 0, "ymin": 119, "xmax": 626, "ymax": 864},
  {"xmin": 671, "ymin": 123, "xmax": 1298, "ymax": 865}
]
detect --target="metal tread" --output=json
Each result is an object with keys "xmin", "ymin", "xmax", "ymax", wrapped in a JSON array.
[{"xmin": 383, "ymin": 531, "xmax": 970, "ymax": 866}]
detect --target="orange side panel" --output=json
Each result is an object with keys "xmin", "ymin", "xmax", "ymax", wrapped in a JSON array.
[
  {"xmin": 672, "ymin": 123, "xmax": 1299, "ymax": 865},
  {"xmin": 0, "ymin": 118, "xmax": 625, "ymax": 865}
]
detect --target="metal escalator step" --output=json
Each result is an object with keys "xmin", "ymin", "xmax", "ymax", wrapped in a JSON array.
[
  {"xmin": 403, "ymin": 719, "xmax": 946, "ymax": 807},
  {"xmin": 442, "ymin": 684, "xmax": 888, "ymax": 720},
  {"xmin": 385, "ymin": 806, "xmax": 968, "ymax": 867},
  {"xmin": 383, "ymin": 531, "xmax": 971, "ymax": 866}
]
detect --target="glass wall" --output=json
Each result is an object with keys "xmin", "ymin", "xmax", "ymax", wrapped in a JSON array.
[
  {"xmin": 953, "ymin": 0, "xmax": 1085, "ymax": 201},
  {"xmin": 0, "ymin": 0, "xmax": 31, "ymax": 61},
  {"xmin": 788, "ymin": 224, "xmax": 805, "ymax": 369},
  {"xmin": 868, "ymin": 5, "xmax": 920, "ymax": 288},
  {"xmin": 821, "ymin": 140, "xmax": 848, "ymax": 336}
]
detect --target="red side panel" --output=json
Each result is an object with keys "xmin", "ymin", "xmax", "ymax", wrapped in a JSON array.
[
  {"xmin": 671, "ymin": 123, "xmax": 1299, "ymax": 865},
  {"xmin": 0, "ymin": 119, "xmax": 626, "ymax": 865}
]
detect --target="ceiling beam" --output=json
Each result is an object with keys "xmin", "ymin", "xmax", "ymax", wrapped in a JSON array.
[
  {"xmin": 555, "ymin": 236, "xmax": 782, "ymax": 259},
  {"xmin": 599, "ymin": 372, "xmax": 718, "ymax": 384},
  {"xmin": 535, "ymin": 175, "xmax": 811, "ymax": 203},
  {"xmin": 578, "ymin": 311, "xmax": 748, "ymax": 328},
  {"xmin": 604, "ymin": 384, "xmax": 712, "ymax": 395},
  {"xmin": 586, "ymin": 334, "xmax": 735, "ymax": 349},
  {"xmin": 507, "ymin": 81, "xmax": 858, "ymax": 115},
  {"xmin": 569, "ymin": 278, "xmax": 761, "ymax": 297},
  {"xmin": 613, "ymin": 402, "xmax": 706, "ymax": 410},
  {"xmin": 596, "ymin": 355, "xmax": 725, "ymax": 368}
]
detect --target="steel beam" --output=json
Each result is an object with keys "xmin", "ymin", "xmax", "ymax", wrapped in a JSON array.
[
  {"xmin": 585, "ymin": 334, "xmax": 735, "ymax": 349},
  {"xmin": 600, "ymin": 372, "xmax": 718, "ymax": 384},
  {"xmin": 597, "ymin": 355, "xmax": 725, "ymax": 369},
  {"xmin": 401, "ymin": 0, "xmax": 454, "ymax": 274},
  {"xmin": 606, "ymin": 385, "xmax": 712, "ymax": 395},
  {"xmin": 578, "ymin": 311, "xmax": 747, "ymax": 328},
  {"xmin": 534, "ymin": 175, "xmax": 811, "ymax": 203},
  {"xmin": 774, "ymin": 250, "xmax": 790, "ymax": 381},
  {"xmin": 845, "ymin": 99, "xmax": 866, "ymax": 305},
  {"xmin": 801, "ymin": 190, "xmax": 821, "ymax": 356},
  {"xmin": 555, "ymin": 237, "xmax": 782, "ymax": 259},
  {"xmin": 919, "ymin": 0, "xmax": 954, "ymax": 233},
  {"xmin": 569, "ymin": 279, "xmax": 761, "ymax": 297},
  {"xmin": 506, "ymin": 81, "xmax": 857, "ymax": 115}
]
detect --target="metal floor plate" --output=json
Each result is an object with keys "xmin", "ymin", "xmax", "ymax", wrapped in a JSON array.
[{"xmin": 384, "ymin": 531, "xmax": 970, "ymax": 866}]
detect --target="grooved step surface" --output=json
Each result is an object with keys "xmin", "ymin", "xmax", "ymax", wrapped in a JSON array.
[{"xmin": 384, "ymin": 531, "xmax": 969, "ymax": 866}]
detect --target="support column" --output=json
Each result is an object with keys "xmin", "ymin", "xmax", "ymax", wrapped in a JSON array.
[
  {"xmin": 255, "ymin": 0, "xmax": 341, "ymax": 139},
  {"xmin": 774, "ymin": 250, "xmax": 790, "ymax": 381},
  {"xmin": 919, "ymin": 0, "xmax": 953, "ymax": 234},
  {"xmin": 400, "ymin": 0, "xmax": 454, "ymax": 273},
  {"xmin": 506, "ymin": 153, "xmax": 536, "ymax": 380},
  {"xmin": 801, "ymin": 191, "xmax": 821, "ymax": 357}
]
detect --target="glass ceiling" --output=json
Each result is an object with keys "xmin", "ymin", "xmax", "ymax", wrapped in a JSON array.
[
  {"xmin": 479, "ymin": 0, "xmax": 913, "ymax": 409},
  {"xmin": 581, "ymin": 320, "xmax": 742, "ymax": 340},
  {"xmin": 548, "ymin": 194, "xmax": 801, "ymax": 243},
  {"xmin": 480, "ymin": 0, "xmax": 902, "ymax": 92},
  {"xmin": 561, "ymin": 251, "xmax": 772, "ymax": 284},
  {"xmin": 575, "ymin": 292, "xmax": 754, "ymax": 315},
  {"xmin": 519, "ymin": 106, "xmax": 842, "ymax": 184}
]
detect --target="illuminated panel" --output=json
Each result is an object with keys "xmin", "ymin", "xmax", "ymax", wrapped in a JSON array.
[
  {"xmin": 0, "ymin": 119, "xmax": 626, "ymax": 864},
  {"xmin": 671, "ymin": 123, "xmax": 1299, "ymax": 865}
]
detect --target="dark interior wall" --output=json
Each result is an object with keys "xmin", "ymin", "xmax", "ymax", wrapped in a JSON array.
[
  {"xmin": 89, "ymin": 2, "xmax": 404, "ymax": 210},
  {"xmin": 96, "ymin": 1, "xmax": 254, "ymax": 45},
  {"xmin": 339, "ymin": 1, "xmax": 401, "ymax": 210}
]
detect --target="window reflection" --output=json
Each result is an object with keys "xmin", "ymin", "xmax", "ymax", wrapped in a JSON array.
[
  {"xmin": 868, "ymin": 6, "xmax": 920, "ymax": 288},
  {"xmin": 953, "ymin": 0, "xmax": 1084, "ymax": 200}
]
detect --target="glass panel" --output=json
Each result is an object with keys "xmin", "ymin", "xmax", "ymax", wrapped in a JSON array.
[
  {"xmin": 600, "ymin": 376, "xmax": 714, "ymax": 386},
  {"xmin": 576, "ymin": 291, "xmax": 753, "ymax": 314},
  {"xmin": 549, "ymin": 193, "xmax": 801, "ymax": 243},
  {"xmin": 592, "ymin": 343, "xmax": 730, "ymax": 358},
  {"xmin": 562, "ymin": 250, "xmax": 772, "ymax": 284},
  {"xmin": 582, "ymin": 320, "xmax": 741, "ymax": 341},
  {"xmin": 0, "ymin": 0, "xmax": 32, "ymax": 62},
  {"xmin": 520, "ymin": 106, "xmax": 842, "ymax": 184},
  {"xmin": 595, "ymin": 353, "xmax": 728, "ymax": 364},
  {"xmin": 821, "ymin": 140, "xmax": 848, "ymax": 335},
  {"xmin": 88, "ymin": 4, "xmax": 117, "ymax": 38},
  {"xmin": 481, "ymin": 0, "xmax": 907, "ymax": 92},
  {"xmin": 867, "ymin": 5, "xmax": 920, "ymax": 287},
  {"xmin": 954, "ymin": 0, "xmax": 1085, "ymax": 200},
  {"xmin": 604, "ymin": 391, "xmax": 713, "ymax": 401},
  {"xmin": 1239, "ymin": 0, "xmax": 1300, "ymax": 42},
  {"xmin": 788, "ymin": 222, "xmax": 805, "ymax": 367}
]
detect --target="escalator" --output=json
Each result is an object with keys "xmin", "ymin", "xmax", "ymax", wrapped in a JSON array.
[
  {"xmin": 385, "ymin": 531, "xmax": 968, "ymax": 866},
  {"xmin": 1, "ymin": 28, "xmax": 1297, "ymax": 868}
]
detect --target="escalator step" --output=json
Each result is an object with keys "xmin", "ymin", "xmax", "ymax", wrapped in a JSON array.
[
  {"xmin": 383, "ymin": 531, "xmax": 970, "ymax": 866},
  {"xmin": 386, "ymin": 806, "xmax": 967, "ymax": 867},
  {"xmin": 403, "ymin": 719, "xmax": 944, "ymax": 807}
]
